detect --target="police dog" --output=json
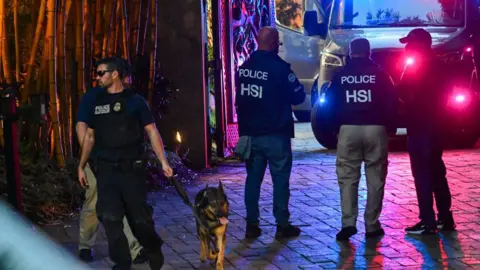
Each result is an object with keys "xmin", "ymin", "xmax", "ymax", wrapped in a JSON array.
[{"xmin": 194, "ymin": 181, "xmax": 229, "ymax": 270}]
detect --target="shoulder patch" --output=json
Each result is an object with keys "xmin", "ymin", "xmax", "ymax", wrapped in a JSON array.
[{"xmin": 288, "ymin": 73, "xmax": 296, "ymax": 83}]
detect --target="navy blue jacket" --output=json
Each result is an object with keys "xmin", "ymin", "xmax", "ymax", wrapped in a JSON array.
[
  {"xmin": 398, "ymin": 55, "xmax": 450, "ymax": 135},
  {"xmin": 235, "ymin": 50, "xmax": 306, "ymax": 138},
  {"xmin": 327, "ymin": 57, "xmax": 397, "ymax": 131}
]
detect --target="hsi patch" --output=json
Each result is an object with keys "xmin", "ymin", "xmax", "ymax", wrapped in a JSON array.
[
  {"xmin": 288, "ymin": 73, "xmax": 296, "ymax": 82},
  {"xmin": 94, "ymin": 104, "xmax": 110, "ymax": 114}
]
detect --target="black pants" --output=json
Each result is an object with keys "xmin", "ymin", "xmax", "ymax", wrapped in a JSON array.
[
  {"xmin": 407, "ymin": 134, "xmax": 453, "ymax": 227},
  {"xmin": 96, "ymin": 160, "xmax": 163, "ymax": 269}
]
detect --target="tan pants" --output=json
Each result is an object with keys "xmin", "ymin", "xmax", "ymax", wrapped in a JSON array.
[
  {"xmin": 78, "ymin": 164, "xmax": 142, "ymax": 259},
  {"xmin": 336, "ymin": 125, "xmax": 388, "ymax": 232}
]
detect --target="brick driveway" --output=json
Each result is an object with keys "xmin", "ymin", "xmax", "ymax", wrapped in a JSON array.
[{"xmin": 44, "ymin": 124, "xmax": 480, "ymax": 269}]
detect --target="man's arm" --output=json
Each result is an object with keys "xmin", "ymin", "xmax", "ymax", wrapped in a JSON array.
[
  {"xmin": 76, "ymin": 122, "xmax": 89, "ymax": 147},
  {"xmin": 137, "ymin": 95, "xmax": 170, "ymax": 167},
  {"xmin": 144, "ymin": 123, "xmax": 168, "ymax": 165},
  {"xmin": 78, "ymin": 128, "xmax": 94, "ymax": 170},
  {"xmin": 283, "ymin": 66, "xmax": 306, "ymax": 106}
]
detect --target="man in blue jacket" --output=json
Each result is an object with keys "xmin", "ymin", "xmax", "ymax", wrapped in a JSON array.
[
  {"xmin": 398, "ymin": 28, "xmax": 455, "ymax": 235},
  {"xmin": 235, "ymin": 26, "xmax": 306, "ymax": 240},
  {"xmin": 327, "ymin": 38, "xmax": 397, "ymax": 241}
]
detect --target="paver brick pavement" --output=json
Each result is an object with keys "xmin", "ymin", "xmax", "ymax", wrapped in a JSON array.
[{"xmin": 42, "ymin": 124, "xmax": 480, "ymax": 269}]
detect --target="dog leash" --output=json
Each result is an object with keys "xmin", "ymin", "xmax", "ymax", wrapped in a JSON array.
[{"xmin": 168, "ymin": 175, "xmax": 219, "ymax": 252}]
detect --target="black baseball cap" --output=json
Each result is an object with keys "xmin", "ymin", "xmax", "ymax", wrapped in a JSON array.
[{"xmin": 399, "ymin": 28, "xmax": 432, "ymax": 46}]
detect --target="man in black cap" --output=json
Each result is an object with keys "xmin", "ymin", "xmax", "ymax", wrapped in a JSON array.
[
  {"xmin": 326, "ymin": 37, "xmax": 397, "ymax": 241},
  {"xmin": 399, "ymin": 28, "xmax": 455, "ymax": 235}
]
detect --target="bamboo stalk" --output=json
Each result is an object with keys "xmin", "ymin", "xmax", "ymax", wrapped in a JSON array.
[
  {"xmin": 58, "ymin": 0, "xmax": 73, "ymax": 157},
  {"xmin": 94, "ymin": 0, "xmax": 103, "ymax": 59},
  {"xmin": 102, "ymin": 0, "xmax": 114, "ymax": 58},
  {"xmin": 76, "ymin": 0, "xmax": 85, "ymax": 99},
  {"xmin": 141, "ymin": 0, "xmax": 150, "ymax": 55},
  {"xmin": 46, "ymin": 0, "xmax": 65, "ymax": 167},
  {"xmin": 22, "ymin": 0, "xmax": 47, "ymax": 104},
  {"xmin": 0, "ymin": 0, "xmax": 13, "ymax": 84},
  {"xmin": 113, "ymin": 1, "xmax": 121, "ymax": 55},
  {"xmin": 84, "ymin": 0, "xmax": 93, "ymax": 88},
  {"xmin": 130, "ymin": 0, "xmax": 141, "ymax": 57},
  {"xmin": 66, "ymin": 0, "xmax": 75, "ymax": 159},
  {"xmin": 147, "ymin": 0, "xmax": 157, "ymax": 105},
  {"xmin": 13, "ymin": 0, "xmax": 20, "ymax": 83},
  {"xmin": 120, "ymin": 0, "xmax": 130, "ymax": 62}
]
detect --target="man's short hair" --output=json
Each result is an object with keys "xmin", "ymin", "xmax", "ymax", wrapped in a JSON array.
[
  {"xmin": 95, "ymin": 57, "xmax": 131, "ymax": 79},
  {"xmin": 349, "ymin": 38, "xmax": 371, "ymax": 56}
]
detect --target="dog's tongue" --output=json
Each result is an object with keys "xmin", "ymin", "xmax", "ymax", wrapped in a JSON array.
[{"xmin": 219, "ymin": 217, "xmax": 229, "ymax": 225}]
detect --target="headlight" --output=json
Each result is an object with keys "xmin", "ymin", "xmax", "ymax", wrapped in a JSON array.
[{"xmin": 321, "ymin": 52, "xmax": 344, "ymax": 67}]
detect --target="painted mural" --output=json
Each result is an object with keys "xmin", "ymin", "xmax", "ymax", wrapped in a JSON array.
[{"xmin": 229, "ymin": 0, "xmax": 272, "ymax": 123}]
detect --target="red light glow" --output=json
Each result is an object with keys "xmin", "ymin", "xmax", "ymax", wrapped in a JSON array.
[
  {"xmin": 406, "ymin": 57, "xmax": 414, "ymax": 65},
  {"xmin": 465, "ymin": 47, "xmax": 473, "ymax": 52},
  {"xmin": 455, "ymin": 94, "xmax": 466, "ymax": 103}
]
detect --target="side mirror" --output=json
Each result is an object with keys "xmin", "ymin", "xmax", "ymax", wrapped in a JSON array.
[{"xmin": 303, "ymin": 10, "xmax": 327, "ymax": 37}]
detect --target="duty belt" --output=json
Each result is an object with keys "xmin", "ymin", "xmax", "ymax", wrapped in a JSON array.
[{"xmin": 97, "ymin": 158, "xmax": 145, "ymax": 172}]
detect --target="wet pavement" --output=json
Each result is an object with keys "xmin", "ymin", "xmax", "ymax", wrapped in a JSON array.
[{"xmin": 42, "ymin": 123, "xmax": 480, "ymax": 269}]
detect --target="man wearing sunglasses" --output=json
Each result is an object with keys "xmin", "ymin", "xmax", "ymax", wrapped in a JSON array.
[
  {"xmin": 77, "ymin": 57, "xmax": 173, "ymax": 270},
  {"xmin": 76, "ymin": 85, "xmax": 148, "ymax": 264}
]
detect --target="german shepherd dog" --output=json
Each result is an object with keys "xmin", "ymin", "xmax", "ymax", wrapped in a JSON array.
[{"xmin": 194, "ymin": 181, "xmax": 230, "ymax": 270}]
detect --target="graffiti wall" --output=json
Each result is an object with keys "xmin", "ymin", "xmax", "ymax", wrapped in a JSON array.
[{"xmin": 228, "ymin": 0, "xmax": 274, "ymax": 123}]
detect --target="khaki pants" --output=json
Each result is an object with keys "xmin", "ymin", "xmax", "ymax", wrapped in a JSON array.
[
  {"xmin": 336, "ymin": 125, "xmax": 388, "ymax": 232},
  {"xmin": 78, "ymin": 164, "xmax": 142, "ymax": 259}
]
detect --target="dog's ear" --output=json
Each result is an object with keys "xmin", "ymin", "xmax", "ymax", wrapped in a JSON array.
[{"xmin": 218, "ymin": 180, "xmax": 225, "ymax": 195}]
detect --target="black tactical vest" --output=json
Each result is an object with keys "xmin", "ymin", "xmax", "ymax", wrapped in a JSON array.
[{"xmin": 91, "ymin": 89, "xmax": 144, "ymax": 161}]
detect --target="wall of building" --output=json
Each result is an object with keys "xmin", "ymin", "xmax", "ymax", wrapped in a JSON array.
[{"xmin": 157, "ymin": 0, "xmax": 208, "ymax": 170}]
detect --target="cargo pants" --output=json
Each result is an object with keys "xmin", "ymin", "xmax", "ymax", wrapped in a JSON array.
[
  {"xmin": 78, "ymin": 164, "xmax": 142, "ymax": 259},
  {"xmin": 336, "ymin": 125, "xmax": 388, "ymax": 232}
]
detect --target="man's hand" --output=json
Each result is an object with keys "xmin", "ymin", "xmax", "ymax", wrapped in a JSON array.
[
  {"xmin": 161, "ymin": 160, "xmax": 173, "ymax": 178},
  {"xmin": 78, "ymin": 167, "xmax": 89, "ymax": 189}
]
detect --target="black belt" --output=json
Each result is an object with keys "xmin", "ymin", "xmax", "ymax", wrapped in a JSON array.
[{"xmin": 96, "ymin": 158, "xmax": 145, "ymax": 172}]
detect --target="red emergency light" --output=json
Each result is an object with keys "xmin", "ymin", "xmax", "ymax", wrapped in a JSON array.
[
  {"xmin": 405, "ymin": 57, "xmax": 414, "ymax": 65},
  {"xmin": 465, "ymin": 47, "xmax": 473, "ymax": 53},
  {"xmin": 448, "ymin": 86, "xmax": 471, "ymax": 109},
  {"xmin": 455, "ymin": 94, "xmax": 466, "ymax": 103}
]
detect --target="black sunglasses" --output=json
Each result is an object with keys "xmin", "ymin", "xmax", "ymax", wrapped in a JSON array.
[{"xmin": 96, "ymin": 70, "xmax": 114, "ymax": 77}]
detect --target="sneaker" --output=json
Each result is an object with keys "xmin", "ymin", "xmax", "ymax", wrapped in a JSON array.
[
  {"xmin": 406, "ymin": 221, "xmax": 437, "ymax": 235},
  {"xmin": 275, "ymin": 224, "xmax": 301, "ymax": 239},
  {"xmin": 437, "ymin": 219, "xmax": 456, "ymax": 231},
  {"xmin": 78, "ymin": 249, "xmax": 94, "ymax": 262},
  {"xmin": 148, "ymin": 249, "xmax": 164, "ymax": 270},
  {"xmin": 133, "ymin": 248, "xmax": 149, "ymax": 264},
  {"xmin": 365, "ymin": 228, "xmax": 385, "ymax": 239},
  {"xmin": 336, "ymin": 226, "xmax": 357, "ymax": 241},
  {"xmin": 245, "ymin": 224, "xmax": 262, "ymax": 238}
]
